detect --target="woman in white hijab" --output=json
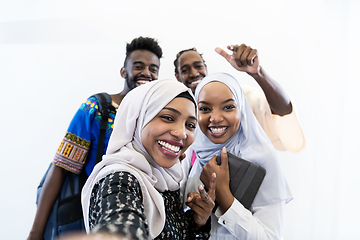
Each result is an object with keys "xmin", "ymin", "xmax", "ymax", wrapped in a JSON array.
[
  {"xmin": 82, "ymin": 79, "xmax": 216, "ymax": 239},
  {"xmin": 181, "ymin": 73, "xmax": 292, "ymax": 240}
]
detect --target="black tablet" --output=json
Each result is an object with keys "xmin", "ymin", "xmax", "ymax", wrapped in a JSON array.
[{"xmin": 216, "ymin": 152, "xmax": 266, "ymax": 210}]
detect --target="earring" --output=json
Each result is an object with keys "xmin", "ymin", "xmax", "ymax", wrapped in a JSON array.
[{"xmin": 174, "ymin": 131, "xmax": 177, "ymax": 133}]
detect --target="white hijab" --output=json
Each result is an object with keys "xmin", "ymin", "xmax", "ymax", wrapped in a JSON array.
[
  {"xmin": 82, "ymin": 79, "xmax": 195, "ymax": 239},
  {"xmin": 185, "ymin": 72, "xmax": 292, "ymax": 208}
]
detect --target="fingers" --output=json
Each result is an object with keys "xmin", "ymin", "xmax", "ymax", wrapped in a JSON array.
[
  {"xmin": 220, "ymin": 147, "xmax": 228, "ymax": 168},
  {"xmin": 187, "ymin": 184, "xmax": 215, "ymax": 207},
  {"xmin": 186, "ymin": 191, "xmax": 197, "ymax": 203},
  {"xmin": 248, "ymin": 49, "xmax": 258, "ymax": 65},
  {"xmin": 215, "ymin": 47, "xmax": 231, "ymax": 62},
  {"xmin": 234, "ymin": 44, "xmax": 246, "ymax": 67},
  {"xmin": 228, "ymin": 44, "xmax": 237, "ymax": 51},
  {"xmin": 233, "ymin": 44, "xmax": 258, "ymax": 67},
  {"xmin": 207, "ymin": 173, "xmax": 217, "ymax": 201},
  {"xmin": 186, "ymin": 186, "xmax": 215, "ymax": 221},
  {"xmin": 198, "ymin": 184, "xmax": 210, "ymax": 202},
  {"xmin": 185, "ymin": 192, "xmax": 204, "ymax": 212},
  {"xmin": 211, "ymin": 154, "xmax": 219, "ymax": 165}
]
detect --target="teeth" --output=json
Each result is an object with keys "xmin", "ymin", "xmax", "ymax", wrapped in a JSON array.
[
  {"xmin": 210, "ymin": 127, "xmax": 227, "ymax": 134},
  {"xmin": 190, "ymin": 80, "xmax": 201, "ymax": 86},
  {"xmin": 138, "ymin": 80, "xmax": 150, "ymax": 85},
  {"xmin": 157, "ymin": 140, "xmax": 180, "ymax": 153}
]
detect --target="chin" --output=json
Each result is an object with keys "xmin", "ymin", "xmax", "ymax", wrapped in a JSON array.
[
  {"xmin": 158, "ymin": 160, "xmax": 178, "ymax": 169},
  {"xmin": 210, "ymin": 139, "xmax": 225, "ymax": 145},
  {"xmin": 153, "ymin": 153, "xmax": 179, "ymax": 168},
  {"xmin": 207, "ymin": 135, "xmax": 228, "ymax": 145}
]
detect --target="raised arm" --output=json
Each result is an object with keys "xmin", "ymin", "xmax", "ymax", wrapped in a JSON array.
[{"xmin": 215, "ymin": 44, "xmax": 292, "ymax": 116}]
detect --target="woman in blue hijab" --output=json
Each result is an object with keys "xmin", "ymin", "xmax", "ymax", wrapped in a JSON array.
[{"xmin": 181, "ymin": 73, "xmax": 292, "ymax": 240}]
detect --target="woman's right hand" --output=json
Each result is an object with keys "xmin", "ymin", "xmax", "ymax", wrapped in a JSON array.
[{"xmin": 201, "ymin": 147, "xmax": 234, "ymax": 214}]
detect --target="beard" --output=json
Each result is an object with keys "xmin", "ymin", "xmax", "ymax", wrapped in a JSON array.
[
  {"xmin": 126, "ymin": 75, "xmax": 136, "ymax": 90},
  {"xmin": 126, "ymin": 74, "xmax": 152, "ymax": 90}
]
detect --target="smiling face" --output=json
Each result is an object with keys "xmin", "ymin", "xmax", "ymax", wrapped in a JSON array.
[
  {"xmin": 141, "ymin": 97, "xmax": 197, "ymax": 168},
  {"xmin": 175, "ymin": 51, "xmax": 207, "ymax": 93},
  {"xmin": 198, "ymin": 81, "xmax": 241, "ymax": 144},
  {"xmin": 121, "ymin": 49, "xmax": 160, "ymax": 90}
]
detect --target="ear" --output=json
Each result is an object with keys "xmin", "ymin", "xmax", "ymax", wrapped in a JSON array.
[
  {"xmin": 204, "ymin": 63, "xmax": 208, "ymax": 75},
  {"xmin": 175, "ymin": 73, "xmax": 181, "ymax": 82},
  {"xmin": 120, "ymin": 67, "xmax": 126, "ymax": 78}
]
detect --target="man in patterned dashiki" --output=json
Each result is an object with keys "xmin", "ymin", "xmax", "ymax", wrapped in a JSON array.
[{"xmin": 27, "ymin": 36, "xmax": 163, "ymax": 240}]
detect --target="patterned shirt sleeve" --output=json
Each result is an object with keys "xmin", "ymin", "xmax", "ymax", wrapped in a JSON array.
[
  {"xmin": 89, "ymin": 171, "xmax": 148, "ymax": 240},
  {"xmin": 53, "ymin": 97, "xmax": 98, "ymax": 174}
]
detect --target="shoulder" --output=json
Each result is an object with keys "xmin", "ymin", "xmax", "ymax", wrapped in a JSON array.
[
  {"xmin": 72, "ymin": 95, "xmax": 109, "ymax": 124},
  {"xmin": 242, "ymin": 85, "xmax": 267, "ymax": 113},
  {"xmin": 66, "ymin": 96, "xmax": 102, "ymax": 133},
  {"xmin": 96, "ymin": 171, "xmax": 142, "ymax": 197},
  {"xmin": 110, "ymin": 171, "xmax": 141, "ymax": 190},
  {"xmin": 242, "ymin": 85, "xmax": 265, "ymax": 101},
  {"xmin": 79, "ymin": 96, "xmax": 100, "ymax": 114},
  {"xmin": 107, "ymin": 171, "xmax": 140, "ymax": 184}
]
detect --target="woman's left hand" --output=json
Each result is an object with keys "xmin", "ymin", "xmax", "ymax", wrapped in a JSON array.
[{"xmin": 186, "ymin": 173, "xmax": 216, "ymax": 227}]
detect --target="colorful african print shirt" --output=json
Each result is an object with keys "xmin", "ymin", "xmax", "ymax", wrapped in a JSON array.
[{"xmin": 53, "ymin": 96, "xmax": 117, "ymax": 176}]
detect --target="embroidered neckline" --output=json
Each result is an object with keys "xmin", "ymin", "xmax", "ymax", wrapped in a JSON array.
[{"xmin": 112, "ymin": 100, "xmax": 119, "ymax": 110}]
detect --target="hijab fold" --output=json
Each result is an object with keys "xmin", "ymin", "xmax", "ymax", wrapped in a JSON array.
[
  {"xmin": 185, "ymin": 73, "xmax": 292, "ymax": 208},
  {"xmin": 82, "ymin": 79, "xmax": 194, "ymax": 239}
]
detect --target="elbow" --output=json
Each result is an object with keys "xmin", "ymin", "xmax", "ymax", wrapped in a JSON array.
[{"xmin": 271, "ymin": 102, "xmax": 293, "ymax": 116}]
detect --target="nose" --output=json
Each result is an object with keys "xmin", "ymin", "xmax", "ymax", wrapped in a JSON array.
[
  {"xmin": 141, "ymin": 67, "xmax": 151, "ymax": 77},
  {"xmin": 210, "ymin": 109, "xmax": 223, "ymax": 123},
  {"xmin": 171, "ymin": 125, "xmax": 187, "ymax": 140},
  {"xmin": 189, "ymin": 67, "xmax": 199, "ymax": 78}
]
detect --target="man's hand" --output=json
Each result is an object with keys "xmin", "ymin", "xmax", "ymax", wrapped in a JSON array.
[
  {"xmin": 215, "ymin": 43, "xmax": 260, "ymax": 74},
  {"xmin": 186, "ymin": 173, "xmax": 216, "ymax": 227}
]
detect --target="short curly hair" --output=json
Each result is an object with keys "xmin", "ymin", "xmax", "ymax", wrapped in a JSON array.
[
  {"xmin": 124, "ymin": 36, "xmax": 163, "ymax": 67},
  {"xmin": 173, "ymin": 48, "xmax": 205, "ymax": 74}
]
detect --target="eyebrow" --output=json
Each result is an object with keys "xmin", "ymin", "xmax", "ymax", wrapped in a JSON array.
[
  {"xmin": 163, "ymin": 107, "xmax": 197, "ymax": 121},
  {"xmin": 133, "ymin": 61, "xmax": 159, "ymax": 69},
  {"xmin": 180, "ymin": 61, "xmax": 204, "ymax": 70},
  {"xmin": 199, "ymin": 98, "xmax": 235, "ymax": 105}
]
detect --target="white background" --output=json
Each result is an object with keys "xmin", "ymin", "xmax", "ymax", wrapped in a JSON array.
[{"xmin": 1, "ymin": 0, "xmax": 359, "ymax": 239}]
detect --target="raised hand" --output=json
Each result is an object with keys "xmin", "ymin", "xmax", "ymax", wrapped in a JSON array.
[
  {"xmin": 215, "ymin": 43, "xmax": 260, "ymax": 74},
  {"xmin": 186, "ymin": 172, "xmax": 216, "ymax": 227}
]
